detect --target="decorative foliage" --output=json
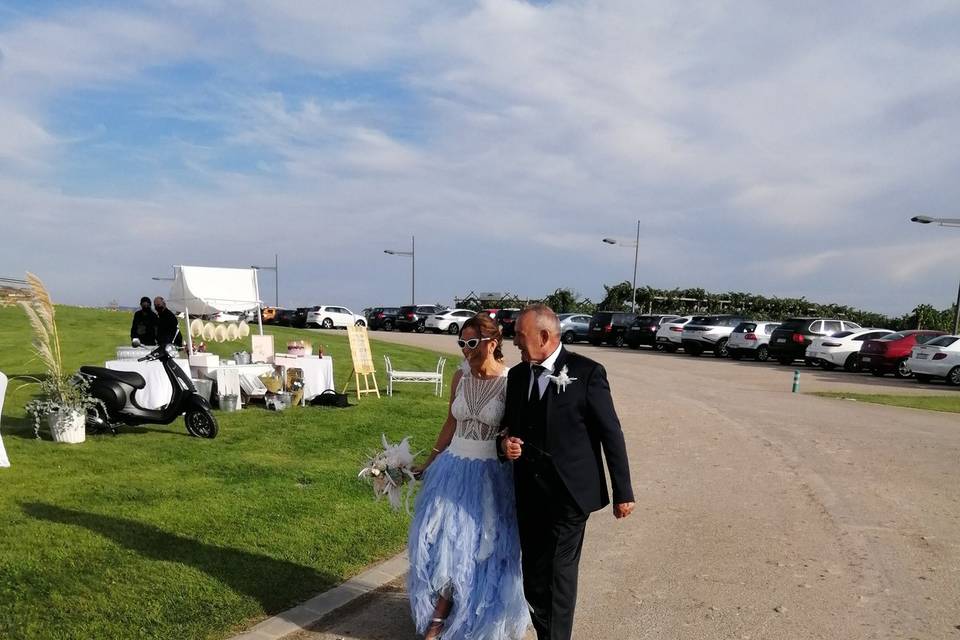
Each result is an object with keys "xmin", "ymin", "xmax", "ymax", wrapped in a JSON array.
[{"xmin": 358, "ymin": 434, "xmax": 419, "ymax": 513}]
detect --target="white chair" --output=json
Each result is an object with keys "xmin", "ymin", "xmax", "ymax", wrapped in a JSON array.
[
  {"xmin": 384, "ymin": 355, "xmax": 446, "ymax": 397},
  {"xmin": 0, "ymin": 371, "xmax": 10, "ymax": 467}
]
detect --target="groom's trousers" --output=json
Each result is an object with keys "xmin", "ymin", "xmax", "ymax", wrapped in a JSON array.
[{"xmin": 515, "ymin": 458, "xmax": 589, "ymax": 640}]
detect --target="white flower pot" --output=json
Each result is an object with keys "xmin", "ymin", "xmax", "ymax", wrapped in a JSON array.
[{"xmin": 48, "ymin": 409, "xmax": 86, "ymax": 444}]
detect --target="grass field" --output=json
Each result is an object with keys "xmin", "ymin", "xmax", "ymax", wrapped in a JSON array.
[
  {"xmin": 813, "ymin": 391, "xmax": 960, "ymax": 414},
  {"xmin": 0, "ymin": 305, "xmax": 453, "ymax": 640}
]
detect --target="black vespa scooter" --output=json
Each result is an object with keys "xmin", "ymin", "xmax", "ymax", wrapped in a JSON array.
[{"xmin": 80, "ymin": 342, "xmax": 218, "ymax": 438}]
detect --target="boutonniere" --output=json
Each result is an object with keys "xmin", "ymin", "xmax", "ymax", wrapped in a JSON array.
[{"xmin": 545, "ymin": 365, "xmax": 577, "ymax": 393}]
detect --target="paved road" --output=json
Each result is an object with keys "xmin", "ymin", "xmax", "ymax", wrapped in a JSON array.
[{"xmin": 293, "ymin": 331, "xmax": 960, "ymax": 640}]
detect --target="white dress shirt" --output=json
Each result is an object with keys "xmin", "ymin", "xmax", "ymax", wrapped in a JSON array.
[{"xmin": 528, "ymin": 343, "xmax": 564, "ymax": 400}]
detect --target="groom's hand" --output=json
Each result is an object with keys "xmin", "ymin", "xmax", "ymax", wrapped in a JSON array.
[
  {"xmin": 613, "ymin": 502, "xmax": 635, "ymax": 519},
  {"xmin": 502, "ymin": 436, "xmax": 523, "ymax": 460}
]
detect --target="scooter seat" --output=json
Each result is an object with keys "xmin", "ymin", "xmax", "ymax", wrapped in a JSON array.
[{"xmin": 80, "ymin": 366, "xmax": 147, "ymax": 390}]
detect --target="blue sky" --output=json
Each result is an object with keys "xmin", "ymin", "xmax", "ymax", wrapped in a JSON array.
[{"xmin": 2, "ymin": 0, "xmax": 959, "ymax": 316}]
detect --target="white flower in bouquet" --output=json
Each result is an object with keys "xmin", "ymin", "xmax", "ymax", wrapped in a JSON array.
[{"xmin": 358, "ymin": 434, "xmax": 420, "ymax": 513}]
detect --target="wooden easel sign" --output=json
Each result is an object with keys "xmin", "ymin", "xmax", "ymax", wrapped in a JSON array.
[{"xmin": 343, "ymin": 325, "xmax": 380, "ymax": 399}]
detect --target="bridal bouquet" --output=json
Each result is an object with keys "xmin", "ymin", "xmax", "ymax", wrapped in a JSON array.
[{"xmin": 358, "ymin": 434, "xmax": 419, "ymax": 513}]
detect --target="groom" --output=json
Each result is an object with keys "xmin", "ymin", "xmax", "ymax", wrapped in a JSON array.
[{"xmin": 500, "ymin": 304, "xmax": 635, "ymax": 640}]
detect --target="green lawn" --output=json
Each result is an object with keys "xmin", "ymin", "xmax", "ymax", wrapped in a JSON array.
[
  {"xmin": 0, "ymin": 305, "xmax": 452, "ymax": 640},
  {"xmin": 812, "ymin": 391, "xmax": 960, "ymax": 414}
]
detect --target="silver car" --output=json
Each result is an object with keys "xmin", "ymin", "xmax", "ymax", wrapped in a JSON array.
[
  {"xmin": 558, "ymin": 313, "xmax": 593, "ymax": 344},
  {"xmin": 727, "ymin": 321, "xmax": 781, "ymax": 361}
]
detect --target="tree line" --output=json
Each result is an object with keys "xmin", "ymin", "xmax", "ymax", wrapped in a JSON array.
[{"xmin": 537, "ymin": 282, "xmax": 958, "ymax": 332}]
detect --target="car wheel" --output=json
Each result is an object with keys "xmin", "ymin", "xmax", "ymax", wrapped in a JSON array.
[
  {"xmin": 804, "ymin": 357, "xmax": 818, "ymax": 367},
  {"xmin": 843, "ymin": 353, "xmax": 860, "ymax": 373},
  {"xmin": 613, "ymin": 335, "xmax": 625, "ymax": 348},
  {"xmin": 355, "ymin": 319, "xmax": 365, "ymax": 327},
  {"xmin": 654, "ymin": 343, "xmax": 666, "ymax": 352},
  {"xmin": 415, "ymin": 324, "xmax": 425, "ymax": 333},
  {"xmin": 713, "ymin": 338, "xmax": 728, "ymax": 358},
  {"xmin": 321, "ymin": 318, "xmax": 334, "ymax": 329},
  {"xmin": 562, "ymin": 331, "xmax": 575, "ymax": 344},
  {"xmin": 384, "ymin": 320, "xmax": 394, "ymax": 331},
  {"xmin": 870, "ymin": 368, "xmax": 885, "ymax": 377},
  {"xmin": 664, "ymin": 344, "xmax": 678, "ymax": 353},
  {"xmin": 895, "ymin": 358, "xmax": 912, "ymax": 379},
  {"xmin": 756, "ymin": 345, "xmax": 769, "ymax": 362},
  {"xmin": 947, "ymin": 367, "xmax": 960, "ymax": 387},
  {"xmin": 777, "ymin": 357, "xmax": 792, "ymax": 365},
  {"xmin": 914, "ymin": 373, "xmax": 932, "ymax": 383},
  {"xmin": 448, "ymin": 323, "xmax": 459, "ymax": 335},
  {"xmin": 820, "ymin": 361, "xmax": 836, "ymax": 371}
]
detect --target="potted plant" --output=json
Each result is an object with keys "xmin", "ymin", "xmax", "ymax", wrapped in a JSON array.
[{"xmin": 19, "ymin": 273, "xmax": 100, "ymax": 443}]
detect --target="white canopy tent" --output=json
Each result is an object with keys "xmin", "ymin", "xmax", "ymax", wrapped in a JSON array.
[{"xmin": 166, "ymin": 265, "xmax": 264, "ymax": 354}]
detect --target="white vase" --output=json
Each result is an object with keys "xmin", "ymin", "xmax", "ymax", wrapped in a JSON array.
[{"xmin": 48, "ymin": 409, "xmax": 86, "ymax": 444}]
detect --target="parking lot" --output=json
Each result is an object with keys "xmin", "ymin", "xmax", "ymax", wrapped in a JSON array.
[{"xmin": 300, "ymin": 331, "xmax": 960, "ymax": 639}]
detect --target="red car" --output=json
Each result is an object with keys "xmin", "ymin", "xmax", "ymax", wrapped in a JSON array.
[{"xmin": 859, "ymin": 330, "xmax": 947, "ymax": 378}]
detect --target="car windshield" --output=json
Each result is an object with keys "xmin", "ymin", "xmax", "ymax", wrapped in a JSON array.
[{"xmin": 879, "ymin": 333, "xmax": 905, "ymax": 341}]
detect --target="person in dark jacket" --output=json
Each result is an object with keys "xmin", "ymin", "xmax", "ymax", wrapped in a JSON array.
[
  {"xmin": 130, "ymin": 296, "xmax": 158, "ymax": 346},
  {"xmin": 153, "ymin": 296, "xmax": 183, "ymax": 346}
]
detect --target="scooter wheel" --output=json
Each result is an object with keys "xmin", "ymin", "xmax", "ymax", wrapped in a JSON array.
[{"xmin": 185, "ymin": 410, "xmax": 219, "ymax": 439}]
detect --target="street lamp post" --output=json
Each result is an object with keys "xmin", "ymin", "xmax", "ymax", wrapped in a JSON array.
[
  {"xmin": 910, "ymin": 215, "xmax": 960, "ymax": 334},
  {"xmin": 384, "ymin": 235, "xmax": 416, "ymax": 305},
  {"xmin": 602, "ymin": 220, "xmax": 641, "ymax": 312},
  {"xmin": 250, "ymin": 253, "xmax": 279, "ymax": 308}
]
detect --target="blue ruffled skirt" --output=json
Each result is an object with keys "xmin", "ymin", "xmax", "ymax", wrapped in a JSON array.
[{"xmin": 408, "ymin": 448, "xmax": 530, "ymax": 639}]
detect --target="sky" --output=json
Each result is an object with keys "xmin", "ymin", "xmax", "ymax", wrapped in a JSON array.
[{"xmin": 1, "ymin": 0, "xmax": 959, "ymax": 316}]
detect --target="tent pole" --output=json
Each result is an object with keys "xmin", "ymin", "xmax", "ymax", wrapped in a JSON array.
[
  {"xmin": 253, "ymin": 270, "xmax": 264, "ymax": 335},
  {"xmin": 184, "ymin": 303, "xmax": 193, "ymax": 355}
]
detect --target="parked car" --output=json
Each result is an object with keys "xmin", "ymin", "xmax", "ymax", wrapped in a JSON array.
[
  {"xmin": 654, "ymin": 315, "xmax": 694, "ymax": 352},
  {"xmin": 768, "ymin": 318, "xmax": 863, "ymax": 365},
  {"xmin": 397, "ymin": 305, "xmax": 446, "ymax": 332},
  {"xmin": 859, "ymin": 330, "xmax": 947, "ymax": 378},
  {"xmin": 305, "ymin": 305, "xmax": 365, "ymax": 329},
  {"xmin": 558, "ymin": 313, "xmax": 593, "ymax": 344},
  {"xmin": 804, "ymin": 328, "xmax": 893, "ymax": 372},
  {"xmin": 588, "ymin": 311, "xmax": 638, "ymax": 347},
  {"xmin": 292, "ymin": 307, "xmax": 311, "ymax": 328},
  {"xmin": 726, "ymin": 321, "xmax": 781, "ymax": 361},
  {"xmin": 908, "ymin": 335, "xmax": 960, "ymax": 385},
  {"xmin": 274, "ymin": 308, "xmax": 296, "ymax": 326},
  {"xmin": 425, "ymin": 308, "xmax": 477, "ymax": 334},
  {"xmin": 366, "ymin": 307, "xmax": 401, "ymax": 331},
  {"xmin": 261, "ymin": 307, "xmax": 278, "ymax": 324},
  {"xmin": 626, "ymin": 314, "xmax": 681, "ymax": 349},
  {"xmin": 680, "ymin": 315, "xmax": 749, "ymax": 357},
  {"xmin": 496, "ymin": 308, "xmax": 523, "ymax": 337}
]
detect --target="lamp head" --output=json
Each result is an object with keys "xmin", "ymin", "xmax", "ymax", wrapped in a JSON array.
[
  {"xmin": 602, "ymin": 238, "xmax": 617, "ymax": 245},
  {"xmin": 384, "ymin": 250, "xmax": 395, "ymax": 255},
  {"xmin": 911, "ymin": 215, "xmax": 934, "ymax": 224}
]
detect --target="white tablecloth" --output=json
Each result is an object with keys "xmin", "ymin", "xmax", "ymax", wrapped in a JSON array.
[
  {"xmin": 104, "ymin": 359, "xmax": 191, "ymax": 410},
  {"xmin": 273, "ymin": 355, "xmax": 335, "ymax": 401},
  {"xmin": 203, "ymin": 364, "xmax": 273, "ymax": 408}
]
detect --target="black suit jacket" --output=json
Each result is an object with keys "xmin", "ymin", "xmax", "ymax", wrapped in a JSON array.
[{"xmin": 503, "ymin": 347, "xmax": 634, "ymax": 514}]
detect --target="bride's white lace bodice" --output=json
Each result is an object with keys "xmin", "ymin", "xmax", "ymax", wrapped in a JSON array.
[{"xmin": 450, "ymin": 370, "xmax": 508, "ymax": 443}]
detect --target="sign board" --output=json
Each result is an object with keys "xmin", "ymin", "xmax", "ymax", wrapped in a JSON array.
[
  {"xmin": 251, "ymin": 334, "xmax": 275, "ymax": 363},
  {"xmin": 346, "ymin": 325, "xmax": 376, "ymax": 375}
]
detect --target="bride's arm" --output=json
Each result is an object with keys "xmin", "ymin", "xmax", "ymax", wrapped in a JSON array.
[{"xmin": 418, "ymin": 370, "xmax": 463, "ymax": 471}]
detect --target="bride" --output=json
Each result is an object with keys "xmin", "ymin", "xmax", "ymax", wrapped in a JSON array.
[{"xmin": 407, "ymin": 314, "xmax": 529, "ymax": 639}]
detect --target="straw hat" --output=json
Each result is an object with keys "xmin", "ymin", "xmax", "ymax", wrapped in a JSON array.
[
  {"xmin": 202, "ymin": 322, "xmax": 216, "ymax": 341},
  {"xmin": 238, "ymin": 320, "xmax": 250, "ymax": 338},
  {"xmin": 214, "ymin": 324, "xmax": 228, "ymax": 343},
  {"xmin": 190, "ymin": 318, "xmax": 204, "ymax": 338},
  {"xmin": 226, "ymin": 323, "xmax": 239, "ymax": 341}
]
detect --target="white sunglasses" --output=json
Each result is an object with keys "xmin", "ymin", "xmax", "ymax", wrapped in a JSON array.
[{"xmin": 457, "ymin": 337, "xmax": 492, "ymax": 349}]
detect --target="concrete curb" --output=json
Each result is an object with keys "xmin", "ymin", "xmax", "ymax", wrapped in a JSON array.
[{"xmin": 228, "ymin": 552, "xmax": 409, "ymax": 640}]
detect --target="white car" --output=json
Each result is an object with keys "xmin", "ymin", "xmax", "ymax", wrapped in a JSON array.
[
  {"xmin": 907, "ymin": 335, "xmax": 960, "ymax": 385},
  {"xmin": 425, "ymin": 309, "xmax": 477, "ymax": 334},
  {"xmin": 654, "ymin": 315, "xmax": 693, "ymax": 352},
  {"xmin": 726, "ymin": 321, "xmax": 781, "ymax": 361},
  {"xmin": 805, "ymin": 328, "xmax": 894, "ymax": 372},
  {"xmin": 306, "ymin": 305, "xmax": 365, "ymax": 329}
]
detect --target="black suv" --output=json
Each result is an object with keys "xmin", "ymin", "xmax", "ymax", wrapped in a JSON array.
[
  {"xmin": 397, "ymin": 305, "xmax": 445, "ymax": 332},
  {"xmin": 292, "ymin": 306, "xmax": 313, "ymax": 328},
  {"xmin": 367, "ymin": 307, "xmax": 400, "ymax": 331},
  {"xmin": 626, "ymin": 314, "xmax": 680, "ymax": 349},
  {"xmin": 768, "ymin": 317, "xmax": 862, "ymax": 365},
  {"xmin": 497, "ymin": 308, "xmax": 522, "ymax": 337},
  {"xmin": 588, "ymin": 311, "xmax": 638, "ymax": 347}
]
